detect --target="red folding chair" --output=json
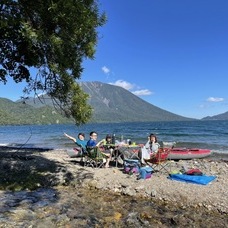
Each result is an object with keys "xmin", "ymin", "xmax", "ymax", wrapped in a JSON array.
[{"xmin": 144, "ymin": 148, "xmax": 171, "ymax": 174}]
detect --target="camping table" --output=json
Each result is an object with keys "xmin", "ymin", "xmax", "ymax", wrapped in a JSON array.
[
  {"xmin": 115, "ymin": 145, "xmax": 142, "ymax": 166},
  {"xmin": 101, "ymin": 144, "xmax": 142, "ymax": 167}
]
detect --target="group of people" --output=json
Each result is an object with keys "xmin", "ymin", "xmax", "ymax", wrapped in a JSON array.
[
  {"xmin": 64, "ymin": 131, "xmax": 160, "ymax": 167},
  {"xmin": 64, "ymin": 131, "xmax": 114, "ymax": 168}
]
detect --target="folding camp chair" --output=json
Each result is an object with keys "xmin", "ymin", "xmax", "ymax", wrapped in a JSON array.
[
  {"xmin": 66, "ymin": 144, "xmax": 85, "ymax": 159},
  {"xmin": 84, "ymin": 146, "xmax": 107, "ymax": 168},
  {"xmin": 144, "ymin": 148, "xmax": 171, "ymax": 174}
]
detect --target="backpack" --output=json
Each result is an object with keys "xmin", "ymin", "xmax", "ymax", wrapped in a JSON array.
[
  {"xmin": 185, "ymin": 168, "xmax": 203, "ymax": 176},
  {"xmin": 123, "ymin": 159, "xmax": 141, "ymax": 174},
  {"xmin": 138, "ymin": 166, "xmax": 153, "ymax": 179}
]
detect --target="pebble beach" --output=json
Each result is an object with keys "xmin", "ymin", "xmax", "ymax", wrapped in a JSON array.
[
  {"xmin": 0, "ymin": 147, "xmax": 227, "ymax": 227},
  {"xmin": 47, "ymin": 149, "xmax": 228, "ymax": 213}
]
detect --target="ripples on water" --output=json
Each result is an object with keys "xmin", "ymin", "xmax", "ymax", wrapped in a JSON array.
[{"xmin": 0, "ymin": 120, "xmax": 227, "ymax": 154}]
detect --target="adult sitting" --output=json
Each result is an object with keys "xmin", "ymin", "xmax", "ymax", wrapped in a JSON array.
[
  {"xmin": 145, "ymin": 133, "xmax": 160, "ymax": 155},
  {"xmin": 87, "ymin": 131, "xmax": 111, "ymax": 168},
  {"xmin": 140, "ymin": 133, "xmax": 160, "ymax": 164}
]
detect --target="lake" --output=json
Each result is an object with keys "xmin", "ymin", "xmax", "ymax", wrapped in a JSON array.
[{"xmin": 0, "ymin": 120, "xmax": 227, "ymax": 155}]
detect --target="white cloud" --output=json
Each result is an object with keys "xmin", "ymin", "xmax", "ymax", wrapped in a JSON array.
[
  {"xmin": 109, "ymin": 80, "xmax": 153, "ymax": 96},
  {"xmin": 109, "ymin": 80, "xmax": 134, "ymax": 90},
  {"xmin": 101, "ymin": 66, "xmax": 110, "ymax": 74},
  {"xmin": 132, "ymin": 89, "xmax": 153, "ymax": 96},
  {"xmin": 207, "ymin": 97, "xmax": 224, "ymax": 102}
]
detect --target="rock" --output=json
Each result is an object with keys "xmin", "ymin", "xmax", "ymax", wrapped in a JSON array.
[
  {"xmin": 150, "ymin": 189, "xmax": 157, "ymax": 197},
  {"xmin": 122, "ymin": 186, "xmax": 135, "ymax": 196},
  {"xmin": 135, "ymin": 185, "xmax": 144, "ymax": 192},
  {"xmin": 87, "ymin": 180, "xmax": 98, "ymax": 189}
]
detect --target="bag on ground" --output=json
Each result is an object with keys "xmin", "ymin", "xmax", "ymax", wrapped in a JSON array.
[
  {"xmin": 138, "ymin": 166, "xmax": 153, "ymax": 179},
  {"xmin": 123, "ymin": 159, "xmax": 141, "ymax": 174},
  {"xmin": 185, "ymin": 168, "xmax": 203, "ymax": 176}
]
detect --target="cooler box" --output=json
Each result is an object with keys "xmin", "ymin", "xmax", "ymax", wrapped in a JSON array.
[{"xmin": 139, "ymin": 166, "xmax": 153, "ymax": 179}]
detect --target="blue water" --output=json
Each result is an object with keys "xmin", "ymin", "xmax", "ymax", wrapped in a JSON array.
[{"xmin": 0, "ymin": 120, "xmax": 227, "ymax": 155}]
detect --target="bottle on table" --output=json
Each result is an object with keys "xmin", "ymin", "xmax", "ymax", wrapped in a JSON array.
[{"xmin": 112, "ymin": 134, "xmax": 116, "ymax": 144}]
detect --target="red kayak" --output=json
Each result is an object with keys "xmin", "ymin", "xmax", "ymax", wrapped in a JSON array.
[{"xmin": 167, "ymin": 148, "xmax": 211, "ymax": 160}]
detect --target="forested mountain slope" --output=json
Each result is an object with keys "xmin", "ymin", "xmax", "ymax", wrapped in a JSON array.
[{"xmin": 1, "ymin": 81, "xmax": 195, "ymax": 125}]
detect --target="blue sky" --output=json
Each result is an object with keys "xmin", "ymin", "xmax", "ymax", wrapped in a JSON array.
[{"xmin": 0, "ymin": 0, "xmax": 228, "ymax": 119}]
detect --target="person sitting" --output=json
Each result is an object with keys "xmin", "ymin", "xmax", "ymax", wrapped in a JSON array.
[
  {"xmin": 86, "ymin": 131, "xmax": 111, "ymax": 168},
  {"xmin": 98, "ymin": 134, "xmax": 116, "ymax": 160},
  {"xmin": 139, "ymin": 134, "xmax": 160, "ymax": 164},
  {"xmin": 98, "ymin": 134, "xmax": 115, "ymax": 147},
  {"xmin": 64, "ymin": 132, "xmax": 87, "ymax": 152},
  {"xmin": 145, "ymin": 133, "xmax": 160, "ymax": 155}
]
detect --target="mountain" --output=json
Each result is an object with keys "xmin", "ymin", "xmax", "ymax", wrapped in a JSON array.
[
  {"xmin": 79, "ymin": 81, "xmax": 193, "ymax": 122},
  {"xmin": 201, "ymin": 111, "xmax": 228, "ymax": 120},
  {"xmin": 0, "ymin": 81, "xmax": 194, "ymax": 125}
]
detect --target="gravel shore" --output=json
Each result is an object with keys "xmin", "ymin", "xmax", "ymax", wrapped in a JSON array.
[
  {"xmin": 0, "ymin": 147, "xmax": 227, "ymax": 215},
  {"xmin": 40, "ymin": 149, "xmax": 228, "ymax": 214}
]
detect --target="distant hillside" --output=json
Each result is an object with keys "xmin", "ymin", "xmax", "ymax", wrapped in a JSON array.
[
  {"xmin": 0, "ymin": 98, "xmax": 73, "ymax": 125},
  {"xmin": 201, "ymin": 111, "xmax": 228, "ymax": 120},
  {"xmin": 0, "ymin": 81, "xmax": 194, "ymax": 125}
]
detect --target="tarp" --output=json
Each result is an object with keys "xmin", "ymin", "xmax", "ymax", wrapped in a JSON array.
[{"xmin": 168, "ymin": 174, "xmax": 216, "ymax": 185}]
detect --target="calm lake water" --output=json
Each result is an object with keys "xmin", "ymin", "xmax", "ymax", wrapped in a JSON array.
[{"xmin": 0, "ymin": 120, "xmax": 227, "ymax": 155}]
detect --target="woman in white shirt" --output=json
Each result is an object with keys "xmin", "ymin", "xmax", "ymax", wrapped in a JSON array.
[
  {"xmin": 145, "ymin": 134, "xmax": 160, "ymax": 155},
  {"xmin": 140, "ymin": 134, "xmax": 160, "ymax": 163}
]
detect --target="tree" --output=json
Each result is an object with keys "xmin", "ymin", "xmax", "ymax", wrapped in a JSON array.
[{"xmin": 0, "ymin": 0, "xmax": 106, "ymax": 125}]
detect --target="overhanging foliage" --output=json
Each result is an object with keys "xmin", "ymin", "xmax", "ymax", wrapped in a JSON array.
[{"xmin": 0, "ymin": 0, "xmax": 106, "ymax": 125}]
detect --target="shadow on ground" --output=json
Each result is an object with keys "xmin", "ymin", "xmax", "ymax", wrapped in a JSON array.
[{"xmin": 0, "ymin": 146, "xmax": 94, "ymax": 191}]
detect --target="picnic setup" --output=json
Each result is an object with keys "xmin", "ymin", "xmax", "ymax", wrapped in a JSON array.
[{"xmin": 66, "ymin": 133, "xmax": 216, "ymax": 185}]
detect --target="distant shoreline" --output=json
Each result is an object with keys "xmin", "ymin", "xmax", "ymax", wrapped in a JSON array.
[{"xmin": 1, "ymin": 145, "xmax": 228, "ymax": 161}]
